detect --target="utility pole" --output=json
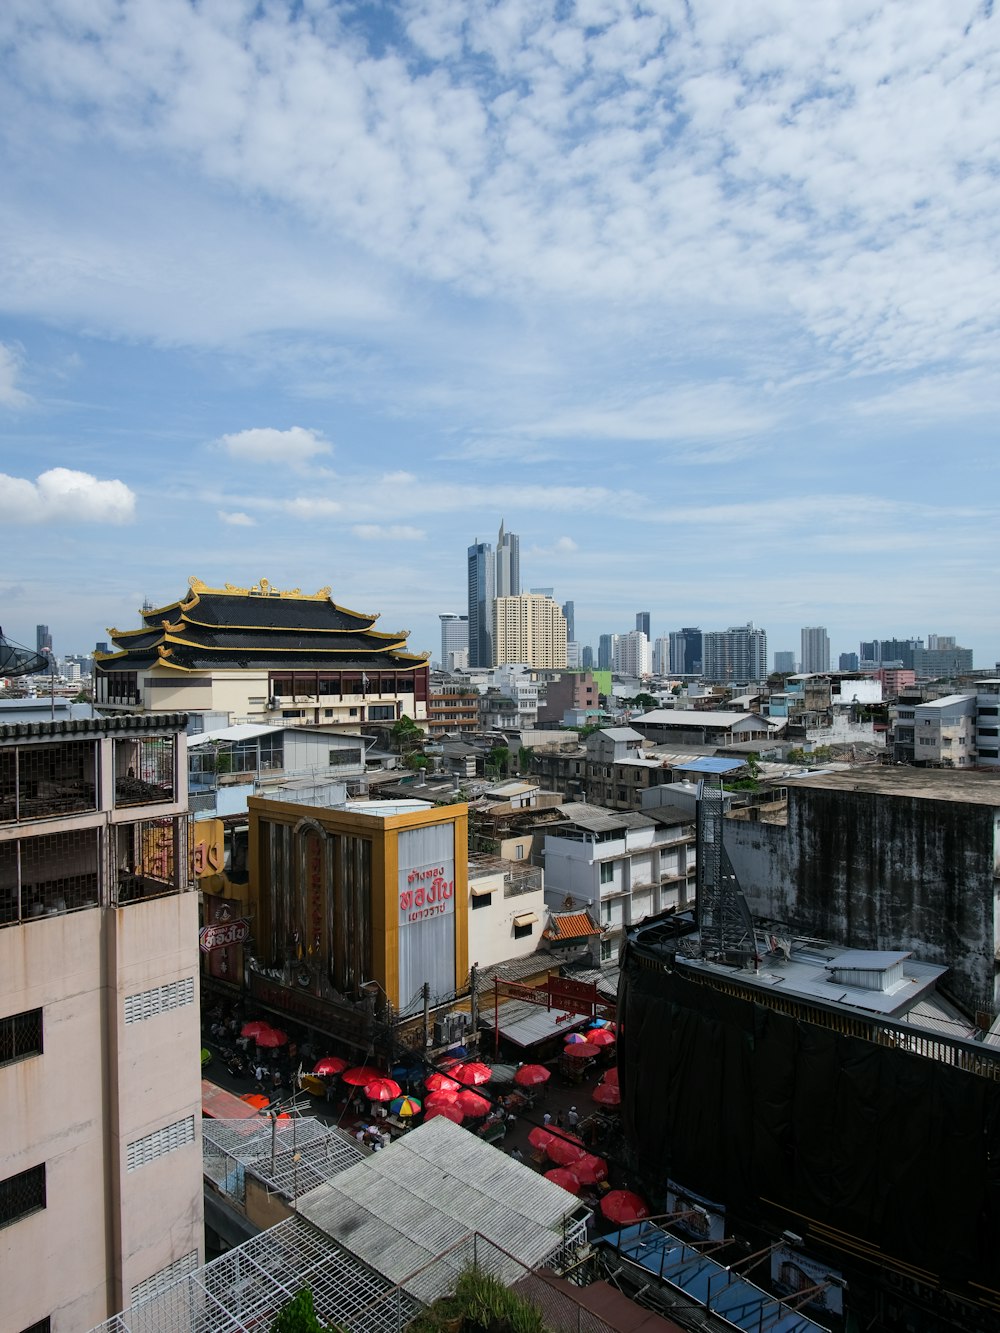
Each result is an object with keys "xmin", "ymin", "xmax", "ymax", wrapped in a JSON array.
[
  {"xmin": 469, "ymin": 964, "xmax": 479, "ymax": 1049},
  {"xmin": 422, "ymin": 981, "xmax": 430, "ymax": 1048}
]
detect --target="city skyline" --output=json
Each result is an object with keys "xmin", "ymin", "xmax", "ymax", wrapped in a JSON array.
[{"xmin": 2, "ymin": 5, "xmax": 999, "ymax": 667}]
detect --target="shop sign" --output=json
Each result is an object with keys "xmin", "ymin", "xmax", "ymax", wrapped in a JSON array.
[
  {"xmin": 200, "ymin": 918, "xmax": 251, "ymax": 952},
  {"xmin": 398, "ymin": 864, "xmax": 455, "ymax": 925}
]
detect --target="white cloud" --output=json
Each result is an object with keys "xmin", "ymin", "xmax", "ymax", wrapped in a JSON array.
[
  {"xmin": 218, "ymin": 427, "xmax": 332, "ymax": 466},
  {"xmin": 0, "ymin": 467, "xmax": 136, "ymax": 524},
  {"xmin": 218, "ymin": 510, "xmax": 255, "ymax": 527},
  {"xmin": 282, "ymin": 497, "xmax": 342, "ymax": 519},
  {"xmin": 0, "ymin": 343, "xmax": 30, "ymax": 408},
  {"xmin": 352, "ymin": 524, "xmax": 427, "ymax": 541},
  {"xmin": 555, "ymin": 536, "xmax": 577, "ymax": 553}
]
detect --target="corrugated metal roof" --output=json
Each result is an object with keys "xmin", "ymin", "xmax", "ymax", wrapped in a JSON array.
[
  {"xmin": 478, "ymin": 998, "xmax": 591, "ymax": 1046},
  {"xmin": 296, "ymin": 1118, "xmax": 582, "ymax": 1302},
  {"xmin": 671, "ymin": 756, "xmax": 746, "ymax": 774},
  {"xmin": 190, "ymin": 723, "xmax": 282, "ymax": 744},
  {"xmin": 556, "ymin": 803, "xmax": 655, "ymax": 833}
]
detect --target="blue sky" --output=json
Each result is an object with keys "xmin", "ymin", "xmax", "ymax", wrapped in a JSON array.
[{"xmin": 1, "ymin": 0, "xmax": 999, "ymax": 670}]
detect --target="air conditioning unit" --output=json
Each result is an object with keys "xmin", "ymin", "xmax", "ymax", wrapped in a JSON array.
[{"xmin": 433, "ymin": 1019, "xmax": 449, "ymax": 1046}]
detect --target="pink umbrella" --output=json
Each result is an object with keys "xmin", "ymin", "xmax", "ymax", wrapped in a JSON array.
[
  {"xmin": 564, "ymin": 1032, "xmax": 589, "ymax": 1044},
  {"xmin": 603, "ymin": 1068, "xmax": 620, "ymax": 1087},
  {"xmin": 562, "ymin": 1042, "xmax": 601, "ymax": 1059},
  {"xmin": 313, "ymin": 1056, "xmax": 348, "ymax": 1077},
  {"xmin": 451, "ymin": 1062, "xmax": 492, "ymax": 1086},
  {"xmin": 342, "ymin": 1065, "xmax": 385, "ymax": 1086},
  {"xmin": 425, "ymin": 1072, "xmax": 461, "ymax": 1093},
  {"xmin": 455, "ymin": 1089, "xmax": 491, "ymax": 1117},
  {"xmin": 514, "ymin": 1064, "xmax": 550, "ymax": 1088},
  {"xmin": 425, "ymin": 1089, "xmax": 461, "ymax": 1109},
  {"xmin": 601, "ymin": 1190, "xmax": 650, "ymax": 1224},
  {"xmin": 544, "ymin": 1167, "xmax": 581, "ymax": 1194},
  {"xmin": 588, "ymin": 1028, "xmax": 616, "ymax": 1047},
  {"xmin": 593, "ymin": 1082, "xmax": 621, "ymax": 1107},
  {"xmin": 424, "ymin": 1104, "xmax": 465, "ymax": 1124},
  {"xmin": 241, "ymin": 1020, "xmax": 271, "ymax": 1039},
  {"xmin": 255, "ymin": 1027, "xmax": 288, "ymax": 1048},
  {"xmin": 547, "ymin": 1133, "xmax": 587, "ymax": 1167},
  {"xmin": 364, "ymin": 1078, "xmax": 402, "ymax": 1103},
  {"xmin": 571, "ymin": 1153, "xmax": 608, "ymax": 1186}
]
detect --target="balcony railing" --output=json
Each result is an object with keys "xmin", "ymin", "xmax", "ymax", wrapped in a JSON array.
[{"xmin": 468, "ymin": 854, "xmax": 542, "ymax": 897}]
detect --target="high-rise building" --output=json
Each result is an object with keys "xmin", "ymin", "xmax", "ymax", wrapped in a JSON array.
[
  {"xmin": 466, "ymin": 541, "xmax": 495, "ymax": 668},
  {"xmin": 581, "ymin": 645, "xmax": 594, "ymax": 669},
  {"xmin": 613, "ymin": 631, "xmax": 651, "ymax": 677},
  {"xmin": 702, "ymin": 623, "xmax": 767, "ymax": 684},
  {"xmin": 1, "ymin": 714, "xmax": 202, "ymax": 1330},
  {"xmin": 566, "ymin": 641, "xmax": 582, "ymax": 668},
  {"xmin": 561, "ymin": 600, "xmax": 575, "ymax": 642},
  {"xmin": 635, "ymin": 611, "xmax": 651, "ymax": 639},
  {"xmin": 496, "ymin": 520, "xmax": 520, "ymax": 598},
  {"xmin": 774, "ymin": 651, "xmax": 796, "ymax": 674},
  {"xmin": 531, "ymin": 587, "xmax": 554, "ymax": 598},
  {"xmin": 598, "ymin": 633, "xmax": 618, "ymax": 672},
  {"xmin": 840, "ymin": 652, "xmax": 860, "ymax": 671},
  {"xmin": 493, "ymin": 595, "xmax": 567, "ymax": 669},
  {"xmin": 669, "ymin": 628, "xmax": 702, "ymax": 675},
  {"xmin": 36, "ymin": 624, "xmax": 52, "ymax": 654},
  {"xmin": 439, "ymin": 613, "xmax": 469, "ymax": 668},
  {"xmin": 800, "ymin": 626, "xmax": 830, "ymax": 674},
  {"xmin": 653, "ymin": 636, "xmax": 671, "ymax": 675}
]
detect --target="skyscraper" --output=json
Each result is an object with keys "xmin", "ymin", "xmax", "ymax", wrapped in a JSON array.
[
  {"xmin": 581, "ymin": 645, "xmax": 594, "ymax": 669},
  {"xmin": 598, "ymin": 633, "xmax": 618, "ymax": 671},
  {"xmin": 613, "ymin": 630, "xmax": 651, "ymax": 677},
  {"xmin": 439, "ymin": 614, "xmax": 469, "ymax": 667},
  {"xmin": 496, "ymin": 520, "xmax": 520, "ymax": 598},
  {"xmin": 774, "ymin": 651, "xmax": 796, "ymax": 674},
  {"xmin": 669, "ymin": 627, "xmax": 702, "ymax": 675},
  {"xmin": 466, "ymin": 540, "xmax": 494, "ymax": 668},
  {"xmin": 36, "ymin": 624, "xmax": 52, "ymax": 654},
  {"xmin": 493, "ymin": 594, "xmax": 567, "ymax": 668},
  {"xmin": 635, "ymin": 611, "xmax": 651, "ymax": 639},
  {"xmin": 561, "ymin": 600, "xmax": 575, "ymax": 642},
  {"xmin": 702, "ymin": 623, "xmax": 767, "ymax": 683},
  {"xmin": 800, "ymin": 626, "xmax": 830, "ymax": 674}
]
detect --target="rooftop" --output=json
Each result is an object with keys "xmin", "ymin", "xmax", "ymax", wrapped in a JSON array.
[
  {"xmin": 783, "ymin": 765, "xmax": 1000, "ymax": 805},
  {"xmin": 636, "ymin": 710, "xmax": 771, "ymax": 727},
  {"xmin": 553, "ymin": 803, "xmax": 656, "ymax": 833}
]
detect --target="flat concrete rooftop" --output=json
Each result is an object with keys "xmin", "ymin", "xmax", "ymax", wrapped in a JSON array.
[{"xmin": 784, "ymin": 764, "xmax": 1000, "ymax": 805}]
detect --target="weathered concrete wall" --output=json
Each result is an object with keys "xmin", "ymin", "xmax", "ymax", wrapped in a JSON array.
[{"xmin": 725, "ymin": 788, "xmax": 999, "ymax": 1013}]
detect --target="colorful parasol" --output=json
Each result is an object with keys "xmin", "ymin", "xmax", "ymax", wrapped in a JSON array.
[
  {"xmin": 544, "ymin": 1167, "xmax": 581, "ymax": 1194},
  {"xmin": 451, "ymin": 1061, "xmax": 492, "ymax": 1086},
  {"xmin": 389, "ymin": 1095, "xmax": 423, "ymax": 1117},
  {"xmin": 564, "ymin": 1032, "xmax": 589, "ymax": 1044},
  {"xmin": 513, "ymin": 1064, "xmax": 550, "ymax": 1087},
  {"xmin": 364, "ymin": 1078, "xmax": 402, "ymax": 1103},
  {"xmin": 592, "ymin": 1082, "xmax": 621, "ymax": 1107},
  {"xmin": 424, "ymin": 1104, "xmax": 464, "ymax": 1124},
  {"xmin": 455, "ymin": 1089, "xmax": 491, "ymax": 1117},
  {"xmin": 571, "ymin": 1153, "xmax": 608, "ymax": 1186},
  {"xmin": 342, "ymin": 1065, "xmax": 385, "ymax": 1086},
  {"xmin": 255, "ymin": 1027, "xmax": 288, "ymax": 1048},
  {"xmin": 424, "ymin": 1072, "xmax": 461, "ymax": 1093},
  {"xmin": 600, "ymin": 1190, "xmax": 650, "ymax": 1224},
  {"xmin": 313, "ymin": 1055, "xmax": 349, "ymax": 1076}
]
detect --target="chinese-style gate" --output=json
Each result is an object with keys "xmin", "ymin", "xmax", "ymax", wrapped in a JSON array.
[{"xmin": 492, "ymin": 975, "xmax": 616, "ymax": 1056}]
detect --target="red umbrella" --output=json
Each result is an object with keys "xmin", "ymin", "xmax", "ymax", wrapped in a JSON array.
[
  {"xmin": 592, "ymin": 1082, "xmax": 621, "ymax": 1107},
  {"xmin": 603, "ymin": 1068, "xmax": 620, "ymax": 1087},
  {"xmin": 600, "ymin": 1190, "xmax": 650, "ymax": 1224},
  {"xmin": 364, "ymin": 1078, "xmax": 402, "ymax": 1103},
  {"xmin": 424, "ymin": 1104, "xmax": 464, "ymax": 1124},
  {"xmin": 255, "ymin": 1027, "xmax": 288, "ymax": 1048},
  {"xmin": 547, "ymin": 1133, "xmax": 587, "ymax": 1167},
  {"xmin": 425, "ymin": 1089, "xmax": 461, "ymax": 1109},
  {"xmin": 455, "ymin": 1089, "xmax": 491, "ymax": 1117},
  {"xmin": 513, "ymin": 1064, "xmax": 550, "ymax": 1088},
  {"xmin": 424, "ymin": 1072, "xmax": 461, "ymax": 1093},
  {"xmin": 451, "ymin": 1062, "xmax": 492, "ymax": 1086},
  {"xmin": 571, "ymin": 1153, "xmax": 608, "ymax": 1186},
  {"xmin": 588, "ymin": 1028, "xmax": 616, "ymax": 1047},
  {"xmin": 562, "ymin": 1041, "xmax": 601, "ymax": 1059},
  {"xmin": 241, "ymin": 1020, "xmax": 271, "ymax": 1039},
  {"xmin": 342, "ymin": 1065, "xmax": 385, "ymax": 1086},
  {"xmin": 313, "ymin": 1056, "xmax": 348, "ymax": 1077},
  {"xmin": 544, "ymin": 1167, "xmax": 581, "ymax": 1194},
  {"xmin": 528, "ymin": 1126, "xmax": 556, "ymax": 1152}
]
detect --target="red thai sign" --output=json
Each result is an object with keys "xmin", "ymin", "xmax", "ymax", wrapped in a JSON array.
[
  {"xmin": 200, "ymin": 918, "xmax": 251, "ymax": 953},
  {"xmin": 399, "ymin": 866, "xmax": 454, "ymax": 924}
]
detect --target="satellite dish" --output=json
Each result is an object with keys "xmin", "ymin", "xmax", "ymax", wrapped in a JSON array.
[{"xmin": 0, "ymin": 628, "xmax": 49, "ymax": 678}]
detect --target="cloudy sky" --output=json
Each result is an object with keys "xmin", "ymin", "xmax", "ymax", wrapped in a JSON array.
[{"xmin": 2, "ymin": 0, "xmax": 999, "ymax": 669}]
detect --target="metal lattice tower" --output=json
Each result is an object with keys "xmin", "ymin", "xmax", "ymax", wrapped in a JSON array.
[{"xmin": 696, "ymin": 779, "xmax": 758, "ymax": 962}]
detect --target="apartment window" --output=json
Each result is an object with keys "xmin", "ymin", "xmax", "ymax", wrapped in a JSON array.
[
  {"xmin": 130, "ymin": 1250, "xmax": 199, "ymax": 1306},
  {"xmin": 282, "ymin": 710, "xmax": 304, "ymax": 719},
  {"xmin": 471, "ymin": 893, "xmax": 492, "ymax": 909},
  {"xmin": 603, "ymin": 900, "xmax": 612, "ymax": 923},
  {"xmin": 127, "ymin": 1116, "xmax": 195, "ymax": 1172},
  {"xmin": 600, "ymin": 862, "xmax": 614, "ymax": 884},
  {"xmin": 124, "ymin": 977, "xmax": 194, "ymax": 1025},
  {"xmin": 600, "ymin": 938, "xmax": 613, "ymax": 962},
  {"xmin": 981, "ymin": 707, "xmax": 999, "ymax": 717},
  {"xmin": 515, "ymin": 845, "xmax": 524, "ymax": 860},
  {"xmin": 919, "ymin": 737, "xmax": 934, "ymax": 745},
  {"xmin": 368, "ymin": 705, "xmax": 395, "ymax": 720},
  {"xmin": 0, "ymin": 1164, "xmax": 46, "ymax": 1228},
  {"xmin": 980, "ymin": 728, "xmax": 999, "ymax": 738},
  {"xmin": 19, "ymin": 1319, "xmax": 51, "ymax": 1333},
  {"xmin": 514, "ymin": 921, "xmax": 533, "ymax": 939},
  {"xmin": 980, "ymin": 749, "xmax": 999, "ymax": 758},
  {"xmin": 0, "ymin": 1009, "xmax": 43, "ymax": 1066}
]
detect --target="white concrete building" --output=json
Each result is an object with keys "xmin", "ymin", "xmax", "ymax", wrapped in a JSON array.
[
  {"xmin": 493, "ymin": 594, "xmax": 568, "ymax": 669},
  {"xmin": 976, "ymin": 680, "xmax": 1000, "ymax": 768},
  {"xmin": 1, "ymin": 713, "xmax": 203, "ymax": 1332},
  {"xmin": 468, "ymin": 856, "xmax": 546, "ymax": 970},
  {"xmin": 541, "ymin": 803, "xmax": 696, "ymax": 963},
  {"xmin": 613, "ymin": 630, "xmax": 651, "ymax": 678},
  {"xmin": 911, "ymin": 694, "xmax": 978, "ymax": 767}
]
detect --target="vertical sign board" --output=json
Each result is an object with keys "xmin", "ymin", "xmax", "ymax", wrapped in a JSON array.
[{"xmin": 397, "ymin": 824, "xmax": 456, "ymax": 1016}]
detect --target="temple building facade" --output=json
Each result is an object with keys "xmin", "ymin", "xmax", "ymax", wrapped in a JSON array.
[{"xmin": 94, "ymin": 577, "xmax": 430, "ymax": 727}]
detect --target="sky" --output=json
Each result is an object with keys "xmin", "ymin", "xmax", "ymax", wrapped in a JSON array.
[{"xmin": 1, "ymin": 0, "xmax": 999, "ymax": 670}]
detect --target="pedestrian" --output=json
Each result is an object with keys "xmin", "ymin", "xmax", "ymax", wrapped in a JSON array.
[
  {"xmin": 542, "ymin": 1111, "xmax": 552, "ymax": 1127},
  {"xmin": 567, "ymin": 1106, "xmax": 579, "ymax": 1129},
  {"xmin": 555, "ymin": 1111, "xmax": 565, "ymax": 1129},
  {"xmin": 510, "ymin": 1147, "xmax": 524, "ymax": 1161},
  {"xmin": 325, "ymin": 1078, "xmax": 337, "ymax": 1104},
  {"xmin": 255, "ymin": 1064, "xmax": 265, "ymax": 1092}
]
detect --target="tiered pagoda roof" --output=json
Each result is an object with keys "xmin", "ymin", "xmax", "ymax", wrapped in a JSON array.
[{"xmin": 95, "ymin": 577, "xmax": 430, "ymax": 673}]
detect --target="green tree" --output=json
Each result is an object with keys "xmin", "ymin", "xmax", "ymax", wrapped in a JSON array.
[
  {"xmin": 271, "ymin": 1288, "xmax": 332, "ymax": 1333},
  {"xmin": 631, "ymin": 692, "xmax": 658, "ymax": 710},
  {"xmin": 391, "ymin": 716, "xmax": 423, "ymax": 751},
  {"xmin": 486, "ymin": 745, "xmax": 510, "ymax": 779},
  {"xmin": 517, "ymin": 746, "xmax": 534, "ymax": 775},
  {"xmin": 404, "ymin": 750, "xmax": 430, "ymax": 772}
]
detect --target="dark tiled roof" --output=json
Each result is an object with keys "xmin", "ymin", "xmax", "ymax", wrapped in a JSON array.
[{"xmin": 152, "ymin": 584, "xmax": 378, "ymax": 632}]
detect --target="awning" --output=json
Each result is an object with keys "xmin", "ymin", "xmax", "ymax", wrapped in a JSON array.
[
  {"xmin": 471, "ymin": 884, "xmax": 494, "ymax": 897},
  {"xmin": 514, "ymin": 913, "xmax": 539, "ymax": 926}
]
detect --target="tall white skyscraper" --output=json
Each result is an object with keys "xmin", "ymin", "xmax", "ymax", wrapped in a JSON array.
[
  {"xmin": 702, "ymin": 623, "xmax": 767, "ymax": 683},
  {"xmin": 800, "ymin": 626, "xmax": 831, "ymax": 674},
  {"xmin": 613, "ymin": 630, "xmax": 651, "ymax": 677},
  {"xmin": 493, "ymin": 594, "xmax": 567, "ymax": 668},
  {"xmin": 496, "ymin": 520, "xmax": 520, "ymax": 598},
  {"xmin": 439, "ymin": 614, "xmax": 469, "ymax": 668}
]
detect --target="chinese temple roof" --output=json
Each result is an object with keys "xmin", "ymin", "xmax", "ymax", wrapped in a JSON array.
[{"xmin": 96, "ymin": 577, "xmax": 430, "ymax": 673}]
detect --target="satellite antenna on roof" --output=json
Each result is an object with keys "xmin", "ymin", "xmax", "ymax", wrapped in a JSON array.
[{"xmin": 0, "ymin": 628, "xmax": 49, "ymax": 678}]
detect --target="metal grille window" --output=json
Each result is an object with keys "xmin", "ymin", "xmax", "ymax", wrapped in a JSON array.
[
  {"xmin": 124, "ymin": 978, "xmax": 194, "ymax": 1025},
  {"xmin": 0, "ymin": 741, "xmax": 98, "ymax": 823},
  {"xmin": 0, "ymin": 1164, "xmax": 46, "ymax": 1228},
  {"xmin": 114, "ymin": 818, "xmax": 179, "ymax": 905},
  {"xmin": 126, "ymin": 1116, "xmax": 195, "ymax": 1172},
  {"xmin": 1, "ymin": 828, "xmax": 101, "ymax": 926},
  {"xmin": 0, "ymin": 1009, "xmax": 43, "ymax": 1065},
  {"xmin": 130, "ymin": 1249, "xmax": 199, "ymax": 1306},
  {"xmin": 114, "ymin": 736, "xmax": 175, "ymax": 807}
]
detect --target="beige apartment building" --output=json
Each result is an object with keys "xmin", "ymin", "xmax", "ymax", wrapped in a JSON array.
[
  {"xmin": 493, "ymin": 594, "xmax": 568, "ymax": 669},
  {"xmin": 1, "ymin": 713, "xmax": 203, "ymax": 1332}
]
